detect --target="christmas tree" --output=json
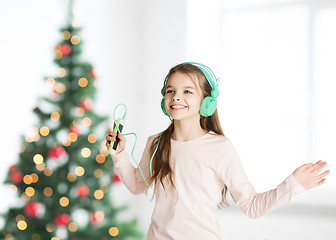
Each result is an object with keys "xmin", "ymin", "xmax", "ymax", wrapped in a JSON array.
[{"xmin": 0, "ymin": 2, "xmax": 143, "ymax": 240}]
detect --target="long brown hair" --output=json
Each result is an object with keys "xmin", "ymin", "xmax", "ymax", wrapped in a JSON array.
[{"xmin": 149, "ymin": 63, "xmax": 230, "ymax": 207}]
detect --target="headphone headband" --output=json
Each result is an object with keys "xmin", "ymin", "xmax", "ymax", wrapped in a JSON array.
[{"xmin": 186, "ymin": 62, "xmax": 218, "ymax": 91}]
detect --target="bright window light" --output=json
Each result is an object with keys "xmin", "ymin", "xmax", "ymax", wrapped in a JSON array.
[
  {"xmin": 313, "ymin": 8, "xmax": 336, "ymax": 188},
  {"xmin": 219, "ymin": 5, "xmax": 310, "ymax": 190}
]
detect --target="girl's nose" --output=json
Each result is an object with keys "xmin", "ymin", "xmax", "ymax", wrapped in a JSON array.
[{"xmin": 172, "ymin": 94, "xmax": 181, "ymax": 101}]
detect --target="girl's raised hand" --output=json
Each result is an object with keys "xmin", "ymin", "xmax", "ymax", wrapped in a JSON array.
[
  {"xmin": 293, "ymin": 160, "xmax": 330, "ymax": 190},
  {"xmin": 106, "ymin": 128, "xmax": 126, "ymax": 155}
]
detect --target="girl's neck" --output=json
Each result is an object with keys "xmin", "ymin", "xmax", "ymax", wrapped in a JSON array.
[{"xmin": 171, "ymin": 119, "xmax": 208, "ymax": 142}]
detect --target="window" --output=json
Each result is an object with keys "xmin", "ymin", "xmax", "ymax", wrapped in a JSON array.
[
  {"xmin": 186, "ymin": 0, "xmax": 336, "ymax": 204},
  {"xmin": 217, "ymin": 0, "xmax": 335, "ymax": 203}
]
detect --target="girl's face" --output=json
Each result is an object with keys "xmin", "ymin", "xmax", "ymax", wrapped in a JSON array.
[{"xmin": 164, "ymin": 72, "xmax": 203, "ymax": 122}]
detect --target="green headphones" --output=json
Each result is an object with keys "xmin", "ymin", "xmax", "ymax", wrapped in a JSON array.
[{"xmin": 161, "ymin": 62, "xmax": 219, "ymax": 118}]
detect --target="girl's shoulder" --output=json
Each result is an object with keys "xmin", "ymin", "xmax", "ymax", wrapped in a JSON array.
[
  {"xmin": 207, "ymin": 131, "xmax": 230, "ymax": 142},
  {"xmin": 206, "ymin": 131, "xmax": 236, "ymax": 150}
]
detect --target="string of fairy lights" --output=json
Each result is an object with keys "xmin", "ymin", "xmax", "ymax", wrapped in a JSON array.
[{"xmin": 5, "ymin": 22, "xmax": 121, "ymax": 240}]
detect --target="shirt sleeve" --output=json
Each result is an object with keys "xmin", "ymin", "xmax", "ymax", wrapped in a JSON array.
[
  {"xmin": 217, "ymin": 139, "xmax": 306, "ymax": 218},
  {"xmin": 111, "ymin": 135, "xmax": 156, "ymax": 195}
]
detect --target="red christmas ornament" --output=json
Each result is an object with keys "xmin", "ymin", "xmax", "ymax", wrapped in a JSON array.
[
  {"xmin": 90, "ymin": 211, "xmax": 104, "ymax": 225},
  {"xmin": 89, "ymin": 69, "xmax": 96, "ymax": 78},
  {"xmin": 54, "ymin": 213, "xmax": 70, "ymax": 226},
  {"xmin": 24, "ymin": 201, "xmax": 43, "ymax": 218},
  {"xmin": 60, "ymin": 44, "xmax": 71, "ymax": 56},
  {"xmin": 68, "ymin": 126, "xmax": 80, "ymax": 136},
  {"xmin": 10, "ymin": 171, "xmax": 23, "ymax": 184},
  {"xmin": 113, "ymin": 174, "xmax": 122, "ymax": 183},
  {"xmin": 79, "ymin": 99, "xmax": 93, "ymax": 111},
  {"xmin": 48, "ymin": 146, "xmax": 66, "ymax": 158},
  {"xmin": 77, "ymin": 185, "xmax": 90, "ymax": 198}
]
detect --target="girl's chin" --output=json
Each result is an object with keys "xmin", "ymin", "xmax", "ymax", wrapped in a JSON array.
[{"xmin": 169, "ymin": 113, "xmax": 201, "ymax": 121}]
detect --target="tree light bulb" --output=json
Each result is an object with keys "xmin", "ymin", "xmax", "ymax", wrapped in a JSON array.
[
  {"xmin": 46, "ymin": 224, "xmax": 54, "ymax": 232},
  {"xmin": 9, "ymin": 185, "xmax": 17, "ymax": 193},
  {"xmin": 67, "ymin": 172, "xmax": 77, "ymax": 182},
  {"xmin": 62, "ymin": 31, "xmax": 71, "ymax": 40},
  {"xmin": 33, "ymin": 154, "xmax": 44, "ymax": 164},
  {"xmin": 68, "ymin": 222, "xmax": 78, "ymax": 232},
  {"xmin": 55, "ymin": 44, "xmax": 62, "ymax": 59},
  {"xmin": 23, "ymin": 175, "xmax": 33, "ymax": 185},
  {"xmin": 94, "ymin": 169, "xmax": 103, "ymax": 178},
  {"xmin": 82, "ymin": 117, "xmax": 92, "ymax": 126},
  {"xmin": 109, "ymin": 227, "xmax": 119, "ymax": 237},
  {"xmin": 75, "ymin": 166, "xmax": 85, "ymax": 176},
  {"xmin": 96, "ymin": 154, "xmax": 105, "ymax": 164},
  {"xmin": 94, "ymin": 190, "xmax": 104, "ymax": 200},
  {"xmin": 16, "ymin": 214, "xmax": 25, "ymax": 222},
  {"xmin": 81, "ymin": 148, "xmax": 91, "ymax": 158},
  {"xmin": 17, "ymin": 220, "xmax": 27, "ymax": 230},
  {"xmin": 58, "ymin": 68, "xmax": 66, "ymax": 77},
  {"xmin": 55, "ymin": 83, "xmax": 66, "ymax": 93},
  {"xmin": 36, "ymin": 162, "xmax": 45, "ymax": 171},
  {"xmin": 40, "ymin": 126, "xmax": 50, "ymax": 136},
  {"xmin": 63, "ymin": 139, "xmax": 71, "ymax": 147},
  {"xmin": 25, "ymin": 187, "xmax": 35, "ymax": 197},
  {"xmin": 68, "ymin": 132, "xmax": 78, "ymax": 142},
  {"xmin": 47, "ymin": 78, "xmax": 56, "ymax": 86},
  {"xmin": 31, "ymin": 173, "xmax": 38, "ymax": 183},
  {"xmin": 75, "ymin": 107, "xmax": 84, "ymax": 117},
  {"xmin": 88, "ymin": 134, "xmax": 97, "ymax": 143},
  {"xmin": 78, "ymin": 78, "xmax": 88, "ymax": 87},
  {"xmin": 44, "ymin": 187, "xmax": 53, "ymax": 197},
  {"xmin": 51, "ymin": 112, "xmax": 60, "ymax": 121},
  {"xmin": 71, "ymin": 35, "xmax": 80, "ymax": 45},
  {"xmin": 44, "ymin": 167, "xmax": 53, "ymax": 176},
  {"xmin": 59, "ymin": 197, "xmax": 69, "ymax": 207}
]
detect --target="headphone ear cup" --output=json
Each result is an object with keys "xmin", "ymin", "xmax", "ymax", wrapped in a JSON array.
[
  {"xmin": 200, "ymin": 96, "xmax": 217, "ymax": 117},
  {"xmin": 161, "ymin": 98, "xmax": 170, "ymax": 117}
]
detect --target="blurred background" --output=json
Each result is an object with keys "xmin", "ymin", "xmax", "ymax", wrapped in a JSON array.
[{"xmin": 0, "ymin": 0, "xmax": 335, "ymax": 239}]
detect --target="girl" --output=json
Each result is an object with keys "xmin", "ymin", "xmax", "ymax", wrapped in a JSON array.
[{"xmin": 106, "ymin": 62, "xmax": 330, "ymax": 240}]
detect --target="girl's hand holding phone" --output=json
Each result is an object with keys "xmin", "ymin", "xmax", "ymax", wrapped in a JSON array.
[{"xmin": 106, "ymin": 128, "xmax": 126, "ymax": 155}]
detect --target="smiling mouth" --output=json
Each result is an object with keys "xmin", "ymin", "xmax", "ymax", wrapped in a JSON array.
[{"xmin": 170, "ymin": 105, "xmax": 188, "ymax": 109}]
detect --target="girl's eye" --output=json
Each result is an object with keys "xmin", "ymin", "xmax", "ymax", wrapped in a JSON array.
[
  {"xmin": 185, "ymin": 90, "xmax": 192, "ymax": 94},
  {"xmin": 166, "ymin": 90, "xmax": 173, "ymax": 94}
]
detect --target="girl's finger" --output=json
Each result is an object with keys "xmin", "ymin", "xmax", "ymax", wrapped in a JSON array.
[
  {"xmin": 315, "ymin": 178, "xmax": 327, "ymax": 187},
  {"xmin": 312, "ymin": 161, "xmax": 327, "ymax": 174},
  {"xmin": 108, "ymin": 130, "xmax": 117, "ymax": 137},
  {"xmin": 106, "ymin": 136, "xmax": 116, "ymax": 142},
  {"xmin": 309, "ymin": 160, "xmax": 322, "ymax": 172},
  {"xmin": 314, "ymin": 170, "xmax": 330, "ymax": 181}
]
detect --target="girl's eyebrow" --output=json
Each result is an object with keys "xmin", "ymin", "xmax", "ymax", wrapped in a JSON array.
[{"xmin": 166, "ymin": 85, "xmax": 195, "ymax": 89}]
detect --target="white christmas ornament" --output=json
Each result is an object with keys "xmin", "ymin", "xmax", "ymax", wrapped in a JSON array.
[{"xmin": 71, "ymin": 208, "xmax": 89, "ymax": 227}]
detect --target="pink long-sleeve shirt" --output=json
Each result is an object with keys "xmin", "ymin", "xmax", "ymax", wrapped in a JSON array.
[{"xmin": 112, "ymin": 132, "xmax": 305, "ymax": 240}]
